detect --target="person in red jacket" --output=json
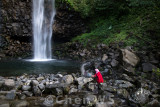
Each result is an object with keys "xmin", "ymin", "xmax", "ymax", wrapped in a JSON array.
[
  {"xmin": 92, "ymin": 69, "xmax": 104, "ymax": 90},
  {"xmin": 92, "ymin": 69, "xmax": 104, "ymax": 83}
]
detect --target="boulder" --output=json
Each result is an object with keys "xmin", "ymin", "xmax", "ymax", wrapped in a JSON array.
[
  {"xmin": 37, "ymin": 77, "xmax": 44, "ymax": 82},
  {"xmin": 102, "ymin": 54, "xmax": 108, "ymax": 62},
  {"xmin": 116, "ymin": 89, "xmax": 130, "ymax": 99},
  {"xmin": 111, "ymin": 59, "xmax": 119, "ymax": 67},
  {"xmin": 101, "ymin": 85, "xmax": 116, "ymax": 93},
  {"xmin": 114, "ymin": 80, "xmax": 134, "ymax": 88},
  {"xmin": 62, "ymin": 75, "xmax": 74, "ymax": 84},
  {"xmin": 142, "ymin": 63, "xmax": 157, "ymax": 72},
  {"xmin": 121, "ymin": 49, "xmax": 139, "ymax": 66},
  {"xmin": 42, "ymin": 95, "xmax": 54, "ymax": 107},
  {"xmin": 17, "ymin": 93, "xmax": 26, "ymax": 100},
  {"xmin": 6, "ymin": 90, "xmax": 16, "ymax": 100},
  {"xmin": 102, "ymin": 91, "xmax": 114, "ymax": 98},
  {"xmin": 38, "ymin": 83, "xmax": 45, "ymax": 91},
  {"xmin": 22, "ymin": 85, "xmax": 31, "ymax": 91},
  {"xmin": 69, "ymin": 88, "xmax": 78, "ymax": 94},
  {"xmin": 121, "ymin": 74, "xmax": 133, "ymax": 82},
  {"xmin": 88, "ymin": 83, "xmax": 96, "ymax": 92},
  {"xmin": 32, "ymin": 80, "xmax": 39, "ymax": 86},
  {"xmin": 33, "ymin": 86, "xmax": 41, "ymax": 96},
  {"xmin": 4, "ymin": 79, "xmax": 15, "ymax": 90},
  {"xmin": 22, "ymin": 91, "xmax": 33, "ymax": 97},
  {"xmin": 45, "ymin": 83, "xmax": 70, "ymax": 94},
  {"xmin": 123, "ymin": 65, "xmax": 135, "ymax": 74},
  {"xmin": 133, "ymin": 88, "xmax": 151, "ymax": 105},
  {"xmin": 76, "ymin": 77, "xmax": 93, "ymax": 89},
  {"xmin": 84, "ymin": 94, "xmax": 97, "ymax": 106},
  {"xmin": 55, "ymin": 88, "xmax": 63, "ymax": 96}
]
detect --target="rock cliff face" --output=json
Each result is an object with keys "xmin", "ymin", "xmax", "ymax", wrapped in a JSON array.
[
  {"xmin": 53, "ymin": 5, "xmax": 87, "ymax": 41},
  {"xmin": 0, "ymin": 0, "xmax": 32, "ymax": 37},
  {"xmin": 0, "ymin": 0, "xmax": 86, "ymax": 41}
]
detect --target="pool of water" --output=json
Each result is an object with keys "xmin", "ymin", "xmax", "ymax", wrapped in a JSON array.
[{"xmin": 0, "ymin": 59, "xmax": 80, "ymax": 76}]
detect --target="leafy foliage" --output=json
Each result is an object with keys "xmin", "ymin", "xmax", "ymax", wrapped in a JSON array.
[{"xmin": 153, "ymin": 68, "xmax": 160, "ymax": 79}]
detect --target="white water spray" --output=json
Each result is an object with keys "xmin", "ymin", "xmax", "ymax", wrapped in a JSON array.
[
  {"xmin": 32, "ymin": 0, "xmax": 56, "ymax": 61},
  {"xmin": 81, "ymin": 62, "xmax": 91, "ymax": 76}
]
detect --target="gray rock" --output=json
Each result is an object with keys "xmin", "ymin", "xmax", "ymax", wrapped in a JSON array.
[
  {"xmin": 102, "ymin": 54, "xmax": 108, "ymax": 62},
  {"xmin": 15, "ymin": 81, "xmax": 23, "ymax": 90},
  {"xmin": 111, "ymin": 59, "xmax": 118, "ymax": 67},
  {"xmin": 123, "ymin": 65, "xmax": 135, "ymax": 73},
  {"xmin": 33, "ymin": 86, "xmax": 41, "ymax": 96},
  {"xmin": 121, "ymin": 74, "xmax": 133, "ymax": 82},
  {"xmin": 146, "ymin": 99, "xmax": 160, "ymax": 107},
  {"xmin": 121, "ymin": 49, "xmax": 139, "ymax": 66},
  {"xmin": 37, "ymin": 77, "xmax": 44, "ymax": 81},
  {"xmin": 103, "ymin": 91, "xmax": 114, "ymax": 98},
  {"xmin": 56, "ymin": 74, "xmax": 63, "ymax": 78},
  {"xmin": 22, "ymin": 91, "xmax": 33, "ymax": 97},
  {"xmin": 38, "ymin": 83, "xmax": 45, "ymax": 91},
  {"xmin": 25, "ymin": 80, "xmax": 31, "ymax": 85},
  {"xmin": 11, "ymin": 100, "xmax": 29, "ymax": 107},
  {"xmin": 42, "ymin": 95, "xmax": 54, "ymax": 107},
  {"xmin": 6, "ymin": 90, "xmax": 16, "ymax": 100},
  {"xmin": 40, "ymin": 79, "xmax": 46, "ymax": 84},
  {"xmin": 55, "ymin": 88, "xmax": 63, "ymax": 96},
  {"xmin": 133, "ymin": 88, "xmax": 151, "ymax": 104},
  {"xmin": 101, "ymin": 83, "xmax": 116, "ymax": 93},
  {"xmin": 71, "ymin": 73, "xmax": 77, "ymax": 81},
  {"xmin": 142, "ymin": 63, "xmax": 157, "ymax": 72},
  {"xmin": 77, "ymin": 77, "xmax": 93, "ymax": 89},
  {"xmin": 69, "ymin": 88, "xmax": 78, "ymax": 94},
  {"xmin": 49, "ymin": 74, "xmax": 55, "ymax": 80},
  {"xmin": 22, "ymin": 85, "xmax": 31, "ymax": 91},
  {"xmin": 88, "ymin": 83, "xmax": 96, "ymax": 92},
  {"xmin": 4, "ymin": 79, "xmax": 15, "ymax": 89},
  {"xmin": 150, "ymin": 59, "xmax": 159, "ymax": 64},
  {"xmin": 32, "ymin": 80, "xmax": 39, "ymax": 86},
  {"xmin": 17, "ymin": 93, "xmax": 26, "ymax": 100},
  {"xmin": 115, "ymin": 80, "xmax": 134, "ymax": 88},
  {"xmin": 45, "ymin": 83, "xmax": 69, "ymax": 95},
  {"xmin": 116, "ymin": 89, "xmax": 130, "ymax": 99},
  {"xmin": 84, "ymin": 94, "xmax": 97, "ymax": 106},
  {"xmin": 62, "ymin": 75, "xmax": 74, "ymax": 84}
]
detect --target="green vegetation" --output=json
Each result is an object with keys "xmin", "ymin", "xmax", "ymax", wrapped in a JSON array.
[
  {"xmin": 56, "ymin": 0, "xmax": 160, "ymax": 48},
  {"xmin": 153, "ymin": 68, "xmax": 160, "ymax": 79}
]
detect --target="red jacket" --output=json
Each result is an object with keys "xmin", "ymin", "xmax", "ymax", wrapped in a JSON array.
[{"xmin": 94, "ymin": 72, "xmax": 103, "ymax": 83}]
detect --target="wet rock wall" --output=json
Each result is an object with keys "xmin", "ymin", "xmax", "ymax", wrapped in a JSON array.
[{"xmin": 0, "ymin": 0, "xmax": 32, "ymax": 37}]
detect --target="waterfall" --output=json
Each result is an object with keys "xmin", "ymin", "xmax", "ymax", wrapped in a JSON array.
[{"xmin": 32, "ymin": 0, "xmax": 56, "ymax": 61}]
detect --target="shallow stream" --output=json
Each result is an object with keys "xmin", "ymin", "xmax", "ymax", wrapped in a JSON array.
[{"xmin": 0, "ymin": 59, "xmax": 80, "ymax": 76}]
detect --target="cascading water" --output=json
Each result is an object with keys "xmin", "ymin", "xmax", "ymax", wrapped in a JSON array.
[{"xmin": 32, "ymin": 0, "xmax": 56, "ymax": 61}]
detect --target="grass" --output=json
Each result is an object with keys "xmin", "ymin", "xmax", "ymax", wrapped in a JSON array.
[{"xmin": 72, "ymin": 6, "xmax": 160, "ymax": 49}]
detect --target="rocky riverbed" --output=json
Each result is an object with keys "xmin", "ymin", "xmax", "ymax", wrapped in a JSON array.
[
  {"xmin": 0, "ymin": 46, "xmax": 160, "ymax": 107},
  {"xmin": 0, "ymin": 44, "xmax": 160, "ymax": 107},
  {"xmin": 0, "ymin": 71, "xmax": 159, "ymax": 107}
]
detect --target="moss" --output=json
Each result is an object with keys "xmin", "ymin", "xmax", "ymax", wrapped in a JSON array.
[{"xmin": 72, "ymin": 5, "xmax": 160, "ymax": 49}]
